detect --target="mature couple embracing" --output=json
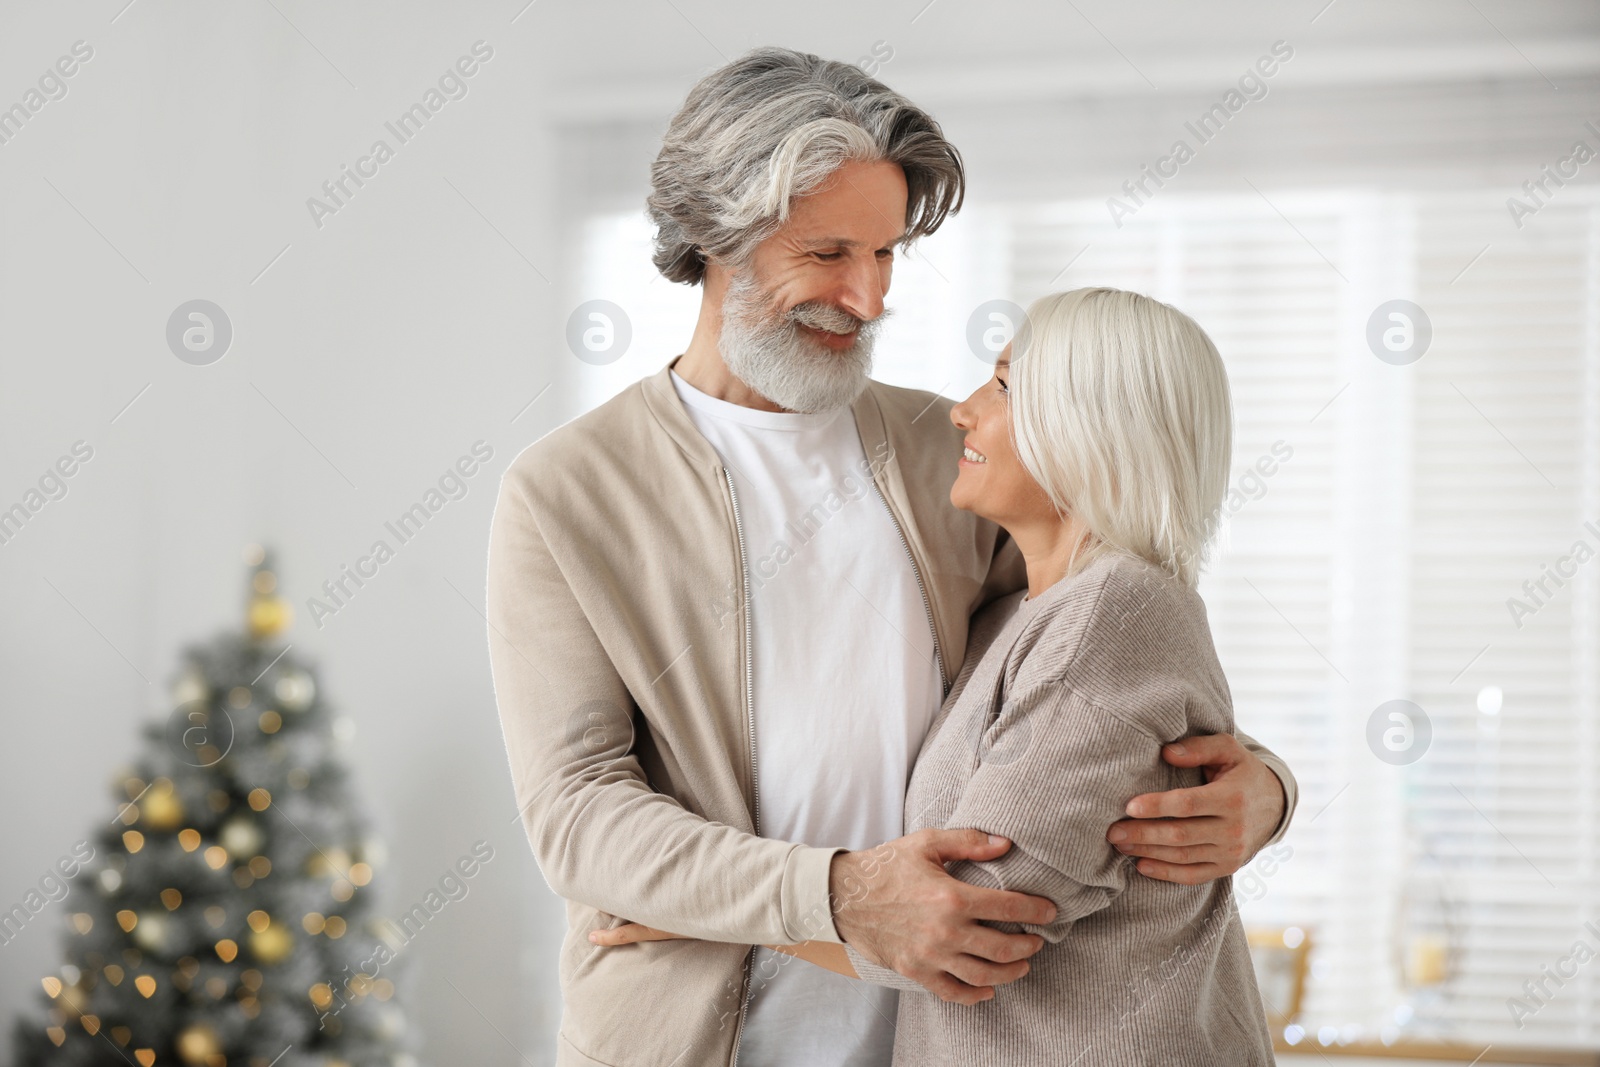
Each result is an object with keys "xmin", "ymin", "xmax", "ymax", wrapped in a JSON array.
[{"xmin": 487, "ymin": 46, "xmax": 1290, "ymax": 1067}]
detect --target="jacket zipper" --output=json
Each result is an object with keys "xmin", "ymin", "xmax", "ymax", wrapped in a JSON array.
[
  {"xmin": 722, "ymin": 467, "xmax": 945, "ymax": 1067},
  {"xmin": 722, "ymin": 467, "xmax": 758, "ymax": 1067},
  {"xmin": 869, "ymin": 480, "xmax": 948, "ymax": 697}
]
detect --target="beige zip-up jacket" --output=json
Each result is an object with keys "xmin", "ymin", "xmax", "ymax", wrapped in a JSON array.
[{"xmin": 486, "ymin": 361, "xmax": 1298, "ymax": 1067}]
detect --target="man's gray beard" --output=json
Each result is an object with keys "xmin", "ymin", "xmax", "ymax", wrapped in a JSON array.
[{"xmin": 718, "ymin": 271, "xmax": 889, "ymax": 414}]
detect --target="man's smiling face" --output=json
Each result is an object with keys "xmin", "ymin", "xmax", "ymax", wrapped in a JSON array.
[
  {"xmin": 746, "ymin": 157, "xmax": 907, "ymax": 341},
  {"xmin": 713, "ymin": 158, "xmax": 908, "ymax": 412}
]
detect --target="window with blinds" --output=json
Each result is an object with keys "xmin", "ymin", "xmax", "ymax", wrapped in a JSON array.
[{"xmin": 573, "ymin": 186, "xmax": 1600, "ymax": 1050}]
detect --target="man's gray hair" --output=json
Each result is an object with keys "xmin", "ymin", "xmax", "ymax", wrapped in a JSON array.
[{"xmin": 647, "ymin": 46, "xmax": 964, "ymax": 285}]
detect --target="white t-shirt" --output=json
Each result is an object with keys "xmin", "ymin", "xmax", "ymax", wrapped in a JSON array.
[{"xmin": 671, "ymin": 370, "xmax": 943, "ymax": 1067}]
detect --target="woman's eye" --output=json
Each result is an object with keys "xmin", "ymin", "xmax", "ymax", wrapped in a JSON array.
[{"xmin": 996, "ymin": 376, "xmax": 1009, "ymax": 395}]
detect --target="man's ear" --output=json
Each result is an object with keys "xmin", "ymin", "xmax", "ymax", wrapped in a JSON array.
[{"xmin": 700, "ymin": 258, "xmax": 733, "ymax": 304}]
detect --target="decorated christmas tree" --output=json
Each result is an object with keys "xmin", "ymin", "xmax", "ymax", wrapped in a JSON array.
[{"xmin": 13, "ymin": 546, "xmax": 421, "ymax": 1067}]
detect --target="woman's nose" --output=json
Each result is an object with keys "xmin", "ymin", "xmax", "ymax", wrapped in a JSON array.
[{"xmin": 950, "ymin": 395, "xmax": 973, "ymax": 430}]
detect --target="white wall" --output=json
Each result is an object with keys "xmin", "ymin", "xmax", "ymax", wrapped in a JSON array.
[{"xmin": 0, "ymin": 1, "xmax": 561, "ymax": 1061}]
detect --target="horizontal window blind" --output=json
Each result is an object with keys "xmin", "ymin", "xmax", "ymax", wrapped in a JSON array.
[{"xmin": 1402, "ymin": 195, "xmax": 1599, "ymax": 1045}]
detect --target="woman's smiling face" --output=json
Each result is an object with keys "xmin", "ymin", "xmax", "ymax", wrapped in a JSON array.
[{"xmin": 949, "ymin": 346, "xmax": 1057, "ymax": 528}]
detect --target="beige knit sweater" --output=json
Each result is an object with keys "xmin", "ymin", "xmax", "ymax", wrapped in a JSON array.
[{"xmin": 845, "ymin": 551, "xmax": 1275, "ymax": 1066}]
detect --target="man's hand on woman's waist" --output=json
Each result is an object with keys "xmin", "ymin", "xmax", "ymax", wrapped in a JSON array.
[{"xmin": 828, "ymin": 828, "xmax": 1053, "ymax": 1006}]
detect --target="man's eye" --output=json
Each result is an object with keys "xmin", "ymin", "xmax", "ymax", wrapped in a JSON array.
[{"xmin": 813, "ymin": 252, "xmax": 843, "ymax": 261}]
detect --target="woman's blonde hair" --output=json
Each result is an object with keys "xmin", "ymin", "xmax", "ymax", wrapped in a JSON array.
[{"xmin": 1009, "ymin": 287, "xmax": 1232, "ymax": 587}]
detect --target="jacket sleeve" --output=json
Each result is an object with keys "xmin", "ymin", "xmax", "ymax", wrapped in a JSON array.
[{"xmin": 486, "ymin": 470, "xmax": 844, "ymax": 946}]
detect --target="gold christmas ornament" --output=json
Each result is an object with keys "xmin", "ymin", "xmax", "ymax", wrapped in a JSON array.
[
  {"xmin": 244, "ymin": 546, "xmax": 294, "ymax": 639},
  {"xmin": 248, "ymin": 593, "xmax": 292, "ymax": 639},
  {"xmin": 249, "ymin": 920, "xmax": 293, "ymax": 964},
  {"xmin": 141, "ymin": 780, "xmax": 184, "ymax": 831},
  {"xmin": 174, "ymin": 1022, "xmax": 221, "ymax": 1066}
]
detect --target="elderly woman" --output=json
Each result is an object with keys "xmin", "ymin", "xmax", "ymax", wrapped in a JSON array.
[{"xmin": 599, "ymin": 286, "xmax": 1275, "ymax": 1064}]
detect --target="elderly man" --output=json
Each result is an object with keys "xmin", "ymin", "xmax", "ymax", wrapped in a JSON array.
[{"xmin": 487, "ymin": 46, "xmax": 1297, "ymax": 1067}]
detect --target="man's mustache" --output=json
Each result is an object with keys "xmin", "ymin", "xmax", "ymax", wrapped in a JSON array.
[{"xmin": 787, "ymin": 301, "xmax": 894, "ymax": 336}]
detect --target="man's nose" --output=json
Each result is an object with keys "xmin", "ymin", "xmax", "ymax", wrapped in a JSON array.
[{"xmin": 833, "ymin": 255, "xmax": 886, "ymax": 323}]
